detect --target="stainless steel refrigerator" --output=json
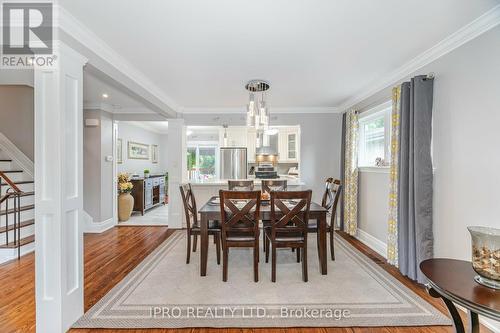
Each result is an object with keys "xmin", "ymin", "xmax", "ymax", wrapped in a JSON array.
[{"xmin": 220, "ymin": 147, "xmax": 247, "ymax": 179}]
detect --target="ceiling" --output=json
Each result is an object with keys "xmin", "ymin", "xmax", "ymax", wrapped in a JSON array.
[
  {"xmin": 83, "ymin": 68, "xmax": 156, "ymax": 113},
  {"xmin": 65, "ymin": 0, "xmax": 499, "ymax": 112}
]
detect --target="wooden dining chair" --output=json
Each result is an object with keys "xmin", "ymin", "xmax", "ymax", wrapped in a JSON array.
[
  {"xmin": 228, "ymin": 180, "xmax": 254, "ymax": 191},
  {"xmin": 265, "ymin": 190, "xmax": 312, "ymax": 282},
  {"xmin": 308, "ymin": 178, "xmax": 342, "ymax": 260},
  {"xmin": 179, "ymin": 184, "xmax": 221, "ymax": 265},
  {"xmin": 219, "ymin": 190, "xmax": 261, "ymax": 282},
  {"xmin": 260, "ymin": 179, "xmax": 287, "ymax": 251},
  {"xmin": 261, "ymin": 179, "xmax": 287, "ymax": 193}
]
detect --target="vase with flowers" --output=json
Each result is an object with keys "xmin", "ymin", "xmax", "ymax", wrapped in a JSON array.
[{"xmin": 118, "ymin": 173, "xmax": 134, "ymax": 222}]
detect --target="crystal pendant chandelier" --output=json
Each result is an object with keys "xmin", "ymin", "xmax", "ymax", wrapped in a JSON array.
[{"xmin": 245, "ymin": 80, "xmax": 270, "ymax": 131}]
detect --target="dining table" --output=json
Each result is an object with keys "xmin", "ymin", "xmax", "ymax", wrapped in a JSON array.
[{"xmin": 198, "ymin": 196, "xmax": 329, "ymax": 277}]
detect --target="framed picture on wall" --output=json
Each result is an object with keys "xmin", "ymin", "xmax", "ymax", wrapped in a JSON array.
[
  {"xmin": 128, "ymin": 141, "xmax": 149, "ymax": 160},
  {"xmin": 117, "ymin": 138, "xmax": 123, "ymax": 164},
  {"xmin": 151, "ymin": 144, "xmax": 158, "ymax": 164}
]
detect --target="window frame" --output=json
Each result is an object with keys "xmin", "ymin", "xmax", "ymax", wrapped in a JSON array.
[
  {"xmin": 186, "ymin": 142, "xmax": 219, "ymax": 180},
  {"xmin": 357, "ymin": 101, "xmax": 392, "ymax": 169}
]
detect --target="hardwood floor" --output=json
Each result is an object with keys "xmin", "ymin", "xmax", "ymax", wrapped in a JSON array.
[{"xmin": 0, "ymin": 227, "xmax": 488, "ymax": 333}]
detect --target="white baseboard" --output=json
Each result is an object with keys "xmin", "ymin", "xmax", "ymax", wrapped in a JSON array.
[
  {"xmin": 0, "ymin": 241, "xmax": 35, "ymax": 264},
  {"xmin": 0, "ymin": 132, "xmax": 34, "ymax": 178},
  {"xmin": 82, "ymin": 211, "xmax": 116, "ymax": 233},
  {"xmin": 355, "ymin": 228, "xmax": 387, "ymax": 259}
]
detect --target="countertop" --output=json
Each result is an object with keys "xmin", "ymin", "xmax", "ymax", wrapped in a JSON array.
[
  {"xmin": 130, "ymin": 174, "xmax": 165, "ymax": 181},
  {"xmin": 186, "ymin": 175, "xmax": 305, "ymax": 186}
]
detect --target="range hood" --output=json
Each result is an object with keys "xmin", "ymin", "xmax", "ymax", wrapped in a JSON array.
[
  {"xmin": 256, "ymin": 146, "xmax": 278, "ymax": 165},
  {"xmin": 256, "ymin": 146, "xmax": 277, "ymax": 156}
]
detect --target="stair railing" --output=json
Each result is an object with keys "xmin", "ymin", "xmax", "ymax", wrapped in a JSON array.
[{"xmin": 0, "ymin": 171, "xmax": 24, "ymax": 259}]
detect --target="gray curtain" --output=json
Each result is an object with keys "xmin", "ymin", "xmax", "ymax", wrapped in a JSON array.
[{"xmin": 397, "ymin": 75, "xmax": 434, "ymax": 283}]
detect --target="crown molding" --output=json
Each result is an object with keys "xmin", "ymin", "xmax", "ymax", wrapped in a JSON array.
[
  {"xmin": 339, "ymin": 4, "xmax": 500, "ymax": 112},
  {"xmin": 180, "ymin": 106, "xmax": 340, "ymax": 114},
  {"xmin": 55, "ymin": 4, "xmax": 179, "ymax": 117},
  {"xmin": 83, "ymin": 102, "xmax": 156, "ymax": 115}
]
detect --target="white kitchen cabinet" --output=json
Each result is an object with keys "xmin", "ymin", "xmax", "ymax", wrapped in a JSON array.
[
  {"xmin": 278, "ymin": 126, "xmax": 300, "ymax": 163},
  {"xmin": 219, "ymin": 126, "xmax": 248, "ymax": 147}
]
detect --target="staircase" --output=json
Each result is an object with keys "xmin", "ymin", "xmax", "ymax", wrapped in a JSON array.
[{"xmin": 0, "ymin": 150, "xmax": 35, "ymax": 264}]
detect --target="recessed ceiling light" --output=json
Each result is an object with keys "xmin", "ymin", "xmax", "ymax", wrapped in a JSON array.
[
  {"xmin": 186, "ymin": 130, "xmax": 193, "ymax": 136},
  {"xmin": 102, "ymin": 93, "xmax": 109, "ymax": 99}
]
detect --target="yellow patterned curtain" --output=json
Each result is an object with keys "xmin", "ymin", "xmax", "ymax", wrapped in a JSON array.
[
  {"xmin": 344, "ymin": 109, "xmax": 359, "ymax": 236},
  {"xmin": 387, "ymin": 87, "xmax": 401, "ymax": 266}
]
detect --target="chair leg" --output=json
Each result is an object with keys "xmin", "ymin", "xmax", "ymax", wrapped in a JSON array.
[
  {"xmin": 254, "ymin": 242, "xmax": 259, "ymax": 282},
  {"xmin": 302, "ymin": 244, "xmax": 308, "ymax": 282},
  {"xmin": 296, "ymin": 247, "xmax": 301, "ymax": 263},
  {"xmin": 265, "ymin": 234, "xmax": 270, "ymax": 263},
  {"xmin": 222, "ymin": 246, "xmax": 228, "ymax": 282},
  {"xmin": 271, "ymin": 245, "xmax": 277, "ymax": 282},
  {"xmin": 186, "ymin": 231, "xmax": 191, "ymax": 264},
  {"xmin": 330, "ymin": 228, "xmax": 335, "ymax": 261},
  {"xmin": 262, "ymin": 228, "xmax": 266, "ymax": 252},
  {"xmin": 215, "ymin": 234, "xmax": 221, "ymax": 265},
  {"xmin": 192, "ymin": 234, "xmax": 198, "ymax": 252}
]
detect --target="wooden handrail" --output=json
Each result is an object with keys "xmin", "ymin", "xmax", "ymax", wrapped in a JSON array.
[{"xmin": 0, "ymin": 171, "xmax": 22, "ymax": 193}]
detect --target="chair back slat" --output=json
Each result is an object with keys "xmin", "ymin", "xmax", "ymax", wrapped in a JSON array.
[
  {"xmin": 228, "ymin": 180, "xmax": 254, "ymax": 191},
  {"xmin": 219, "ymin": 190, "xmax": 261, "ymax": 235},
  {"xmin": 179, "ymin": 184, "xmax": 197, "ymax": 229},
  {"xmin": 261, "ymin": 180, "xmax": 287, "ymax": 193},
  {"xmin": 320, "ymin": 178, "xmax": 343, "ymax": 229},
  {"xmin": 270, "ymin": 190, "xmax": 312, "ymax": 236}
]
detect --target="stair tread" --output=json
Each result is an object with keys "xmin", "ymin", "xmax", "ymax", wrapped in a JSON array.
[
  {"xmin": 0, "ymin": 204, "xmax": 35, "ymax": 216},
  {"xmin": 0, "ymin": 219, "xmax": 34, "ymax": 233},
  {"xmin": 0, "ymin": 159, "xmax": 12, "ymax": 162},
  {"xmin": 0, "ymin": 235, "xmax": 34, "ymax": 248},
  {"xmin": 0, "ymin": 180, "xmax": 34, "ymax": 186},
  {"xmin": 0, "ymin": 170, "xmax": 23, "ymax": 173}
]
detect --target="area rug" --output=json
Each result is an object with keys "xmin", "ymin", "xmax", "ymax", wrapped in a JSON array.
[
  {"xmin": 118, "ymin": 205, "xmax": 168, "ymax": 226},
  {"xmin": 73, "ymin": 230, "xmax": 450, "ymax": 328}
]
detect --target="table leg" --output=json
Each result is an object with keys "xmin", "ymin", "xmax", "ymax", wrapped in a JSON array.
[
  {"xmin": 318, "ymin": 214, "xmax": 327, "ymax": 275},
  {"xmin": 467, "ymin": 310, "xmax": 479, "ymax": 333},
  {"xmin": 200, "ymin": 213, "xmax": 208, "ymax": 276},
  {"xmin": 427, "ymin": 286, "xmax": 465, "ymax": 333}
]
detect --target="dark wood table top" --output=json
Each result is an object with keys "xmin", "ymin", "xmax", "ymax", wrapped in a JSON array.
[
  {"xmin": 420, "ymin": 258, "xmax": 500, "ymax": 320},
  {"xmin": 198, "ymin": 197, "xmax": 328, "ymax": 214}
]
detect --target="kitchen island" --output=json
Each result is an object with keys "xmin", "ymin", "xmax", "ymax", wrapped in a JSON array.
[{"xmin": 184, "ymin": 176, "xmax": 305, "ymax": 216}]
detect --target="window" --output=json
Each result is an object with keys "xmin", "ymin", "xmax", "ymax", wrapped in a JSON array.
[
  {"xmin": 358, "ymin": 102, "xmax": 391, "ymax": 167},
  {"xmin": 187, "ymin": 145, "xmax": 218, "ymax": 181}
]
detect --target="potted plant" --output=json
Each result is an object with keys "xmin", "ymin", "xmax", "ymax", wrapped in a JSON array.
[
  {"xmin": 118, "ymin": 173, "xmax": 134, "ymax": 222},
  {"xmin": 144, "ymin": 169, "xmax": 150, "ymax": 178}
]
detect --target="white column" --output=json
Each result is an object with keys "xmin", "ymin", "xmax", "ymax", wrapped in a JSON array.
[
  {"xmin": 167, "ymin": 119, "xmax": 186, "ymax": 228},
  {"xmin": 34, "ymin": 43, "xmax": 87, "ymax": 333}
]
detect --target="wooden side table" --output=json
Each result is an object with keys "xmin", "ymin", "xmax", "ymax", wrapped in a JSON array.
[{"xmin": 420, "ymin": 258, "xmax": 500, "ymax": 333}]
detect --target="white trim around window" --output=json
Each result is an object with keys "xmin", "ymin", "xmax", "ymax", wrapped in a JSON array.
[{"xmin": 358, "ymin": 100, "xmax": 392, "ymax": 168}]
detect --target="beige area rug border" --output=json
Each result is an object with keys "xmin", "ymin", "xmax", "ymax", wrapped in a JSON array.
[{"xmin": 73, "ymin": 231, "xmax": 450, "ymax": 328}]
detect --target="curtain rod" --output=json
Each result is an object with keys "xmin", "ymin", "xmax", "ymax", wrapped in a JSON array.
[{"xmin": 343, "ymin": 72, "xmax": 435, "ymax": 114}]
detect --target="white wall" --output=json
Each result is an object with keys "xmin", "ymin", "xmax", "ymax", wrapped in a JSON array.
[
  {"xmin": 182, "ymin": 113, "xmax": 343, "ymax": 203},
  {"xmin": 117, "ymin": 122, "xmax": 168, "ymax": 175},
  {"xmin": 348, "ymin": 26, "xmax": 500, "ymax": 331},
  {"xmin": 351, "ymin": 26, "xmax": 500, "ymax": 260},
  {"xmin": 83, "ymin": 110, "xmax": 114, "ymax": 223},
  {"xmin": 358, "ymin": 170, "xmax": 389, "ymax": 244}
]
